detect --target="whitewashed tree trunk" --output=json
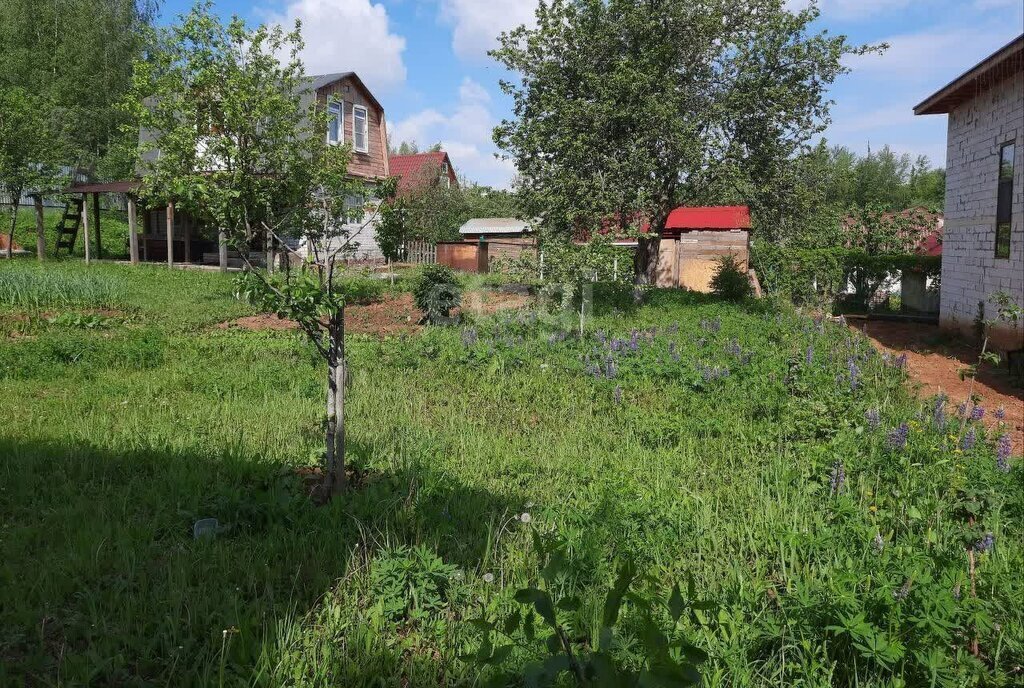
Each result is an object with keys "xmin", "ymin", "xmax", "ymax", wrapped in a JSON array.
[{"xmin": 324, "ymin": 307, "xmax": 347, "ymax": 495}]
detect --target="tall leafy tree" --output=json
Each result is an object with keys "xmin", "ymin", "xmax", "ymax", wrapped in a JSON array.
[
  {"xmin": 0, "ymin": 88, "xmax": 61, "ymax": 257},
  {"xmin": 128, "ymin": 3, "xmax": 378, "ymax": 496},
  {"xmin": 0, "ymin": 0, "xmax": 157, "ymax": 176},
  {"xmin": 492, "ymin": 0, "xmax": 873, "ymax": 287}
]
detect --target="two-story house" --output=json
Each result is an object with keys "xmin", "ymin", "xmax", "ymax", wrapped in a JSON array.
[{"xmin": 67, "ymin": 71, "xmax": 391, "ymax": 267}]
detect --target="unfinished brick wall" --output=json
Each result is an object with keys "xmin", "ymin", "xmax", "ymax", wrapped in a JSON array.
[{"xmin": 941, "ymin": 71, "xmax": 1024, "ymax": 351}]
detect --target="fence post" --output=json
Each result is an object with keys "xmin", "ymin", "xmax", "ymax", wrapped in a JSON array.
[
  {"xmin": 539, "ymin": 250, "xmax": 545, "ymax": 282},
  {"xmin": 613, "ymin": 257, "xmax": 618, "ymax": 281}
]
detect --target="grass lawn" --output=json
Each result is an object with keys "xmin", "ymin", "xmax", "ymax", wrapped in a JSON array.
[{"xmin": 0, "ymin": 259, "xmax": 1020, "ymax": 686}]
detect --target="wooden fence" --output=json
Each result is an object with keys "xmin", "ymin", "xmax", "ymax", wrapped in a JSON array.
[{"xmin": 406, "ymin": 239, "xmax": 436, "ymax": 265}]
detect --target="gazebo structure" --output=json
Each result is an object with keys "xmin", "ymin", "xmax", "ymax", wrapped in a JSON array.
[{"xmin": 64, "ymin": 180, "xmax": 229, "ymax": 270}]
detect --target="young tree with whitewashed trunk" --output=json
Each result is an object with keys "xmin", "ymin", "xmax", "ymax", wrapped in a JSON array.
[
  {"xmin": 129, "ymin": 2, "xmax": 385, "ymax": 496},
  {"xmin": 491, "ymin": 0, "xmax": 877, "ymax": 294}
]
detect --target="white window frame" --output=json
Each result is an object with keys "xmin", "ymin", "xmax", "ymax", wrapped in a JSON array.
[
  {"xmin": 327, "ymin": 102, "xmax": 344, "ymax": 146},
  {"xmin": 353, "ymin": 105, "xmax": 369, "ymax": 153}
]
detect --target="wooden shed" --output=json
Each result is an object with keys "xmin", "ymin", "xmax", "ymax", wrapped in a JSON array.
[
  {"xmin": 459, "ymin": 218, "xmax": 537, "ymax": 264},
  {"xmin": 655, "ymin": 206, "xmax": 751, "ymax": 291}
]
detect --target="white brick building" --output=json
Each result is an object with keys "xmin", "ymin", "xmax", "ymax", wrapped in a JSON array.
[{"xmin": 915, "ymin": 35, "xmax": 1023, "ymax": 353}]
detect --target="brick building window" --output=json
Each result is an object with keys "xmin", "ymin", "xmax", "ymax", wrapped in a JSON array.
[{"xmin": 995, "ymin": 142, "xmax": 1014, "ymax": 259}]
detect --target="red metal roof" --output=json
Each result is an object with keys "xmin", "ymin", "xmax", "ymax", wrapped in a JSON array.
[
  {"xmin": 388, "ymin": 152, "xmax": 457, "ymax": 194},
  {"xmin": 665, "ymin": 205, "xmax": 751, "ymax": 230}
]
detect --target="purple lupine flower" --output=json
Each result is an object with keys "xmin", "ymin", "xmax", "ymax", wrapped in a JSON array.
[
  {"xmin": 829, "ymin": 461, "xmax": 846, "ymax": 495},
  {"xmin": 994, "ymin": 406, "xmax": 1006, "ymax": 420},
  {"xmin": 805, "ymin": 344, "xmax": 814, "ymax": 366},
  {"xmin": 461, "ymin": 327, "xmax": 478, "ymax": 346},
  {"xmin": 613, "ymin": 386, "xmax": 622, "ymax": 404},
  {"xmin": 975, "ymin": 533, "xmax": 995, "ymax": 553},
  {"xmin": 887, "ymin": 423, "xmax": 909, "ymax": 451},
  {"xmin": 957, "ymin": 402, "xmax": 968, "ymax": 417},
  {"xmin": 970, "ymin": 406, "xmax": 985, "ymax": 421},
  {"xmin": 960, "ymin": 427, "xmax": 976, "ymax": 452},
  {"xmin": 873, "ymin": 533, "xmax": 885, "ymax": 552},
  {"xmin": 848, "ymin": 359, "xmax": 861, "ymax": 391},
  {"xmin": 604, "ymin": 357, "xmax": 617, "ymax": 380},
  {"xmin": 741, "ymin": 352, "xmax": 753, "ymax": 366},
  {"xmin": 892, "ymin": 353, "xmax": 908, "ymax": 369},
  {"xmin": 893, "ymin": 579, "xmax": 911, "ymax": 601},
  {"xmin": 865, "ymin": 408, "xmax": 881, "ymax": 430},
  {"xmin": 725, "ymin": 339, "xmax": 742, "ymax": 356},
  {"xmin": 996, "ymin": 434, "xmax": 1012, "ymax": 473}
]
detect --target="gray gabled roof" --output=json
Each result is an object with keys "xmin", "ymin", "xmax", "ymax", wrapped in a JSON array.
[
  {"xmin": 306, "ymin": 72, "xmax": 383, "ymax": 113},
  {"xmin": 459, "ymin": 218, "xmax": 535, "ymax": 235},
  {"xmin": 914, "ymin": 34, "xmax": 1023, "ymax": 115}
]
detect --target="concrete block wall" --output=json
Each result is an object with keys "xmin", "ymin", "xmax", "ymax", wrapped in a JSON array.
[{"xmin": 941, "ymin": 71, "xmax": 1024, "ymax": 351}]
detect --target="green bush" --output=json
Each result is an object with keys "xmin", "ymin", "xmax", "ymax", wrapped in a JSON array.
[
  {"xmin": 412, "ymin": 263, "xmax": 462, "ymax": 325},
  {"xmin": 709, "ymin": 254, "xmax": 751, "ymax": 301}
]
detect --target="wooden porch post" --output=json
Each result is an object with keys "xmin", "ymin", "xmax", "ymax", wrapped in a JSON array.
[
  {"xmin": 81, "ymin": 197, "xmax": 91, "ymax": 265},
  {"xmin": 166, "ymin": 202, "xmax": 175, "ymax": 267},
  {"xmin": 127, "ymin": 195, "xmax": 140, "ymax": 265},
  {"xmin": 92, "ymin": 192, "xmax": 102, "ymax": 260},
  {"xmin": 218, "ymin": 230, "xmax": 228, "ymax": 273},
  {"xmin": 32, "ymin": 194, "xmax": 45, "ymax": 261},
  {"xmin": 183, "ymin": 215, "xmax": 192, "ymax": 264}
]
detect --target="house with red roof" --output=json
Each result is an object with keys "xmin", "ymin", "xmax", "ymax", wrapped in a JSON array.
[{"xmin": 388, "ymin": 151, "xmax": 458, "ymax": 196}]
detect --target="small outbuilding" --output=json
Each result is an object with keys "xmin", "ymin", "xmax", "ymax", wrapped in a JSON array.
[
  {"xmin": 655, "ymin": 206, "xmax": 751, "ymax": 291},
  {"xmin": 459, "ymin": 218, "xmax": 537, "ymax": 263}
]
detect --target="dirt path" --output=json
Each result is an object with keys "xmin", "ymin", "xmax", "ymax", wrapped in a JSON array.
[
  {"xmin": 854, "ymin": 320, "xmax": 1023, "ymax": 454},
  {"xmin": 219, "ymin": 289, "xmax": 533, "ymax": 338}
]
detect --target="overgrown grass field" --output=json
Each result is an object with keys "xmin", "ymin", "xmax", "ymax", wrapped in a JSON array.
[{"xmin": 1, "ymin": 260, "xmax": 1020, "ymax": 686}]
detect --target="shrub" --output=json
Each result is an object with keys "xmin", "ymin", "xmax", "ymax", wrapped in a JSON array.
[
  {"xmin": 412, "ymin": 264, "xmax": 462, "ymax": 325},
  {"xmin": 709, "ymin": 254, "xmax": 751, "ymax": 301}
]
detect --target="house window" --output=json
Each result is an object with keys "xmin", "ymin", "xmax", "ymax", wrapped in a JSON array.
[
  {"xmin": 440, "ymin": 162, "xmax": 451, "ymax": 188},
  {"xmin": 353, "ymin": 105, "xmax": 368, "ymax": 153},
  {"xmin": 995, "ymin": 142, "xmax": 1014, "ymax": 259},
  {"xmin": 327, "ymin": 102, "xmax": 343, "ymax": 145}
]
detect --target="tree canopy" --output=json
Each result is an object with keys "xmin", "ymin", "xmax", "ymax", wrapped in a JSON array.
[
  {"xmin": 491, "ymin": 0, "xmax": 874, "ymax": 284},
  {"xmin": 0, "ymin": 0, "xmax": 156, "ymax": 177}
]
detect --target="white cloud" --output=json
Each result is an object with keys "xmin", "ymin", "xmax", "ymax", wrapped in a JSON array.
[
  {"xmin": 263, "ymin": 0, "xmax": 407, "ymax": 92},
  {"xmin": 844, "ymin": 23, "xmax": 1022, "ymax": 85},
  {"xmin": 439, "ymin": 0, "xmax": 538, "ymax": 60},
  {"xmin": 390, "ymin": 77, "xmax": 515, "ymax": 187}
]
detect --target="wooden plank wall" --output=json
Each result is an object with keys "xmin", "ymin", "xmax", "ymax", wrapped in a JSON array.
[
  {"xmin": 656, "ymin": 229, "xmax": 749, "ymax": 292},
  {"xmin": 316, "ymin": 76, "xmax": 388, "ymax": 179}
]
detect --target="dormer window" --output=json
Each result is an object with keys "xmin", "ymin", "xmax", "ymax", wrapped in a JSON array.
[
  {"xmin": 327, "ymin": 102, "xmax": 343, "ymax": 145},
  {"xmin": 353, "ymin": 105, "xmax": 368, "ymax": 153},
  {"xmin": 441, "ymin": 161, "xmax": 450, "ymax": 188}
]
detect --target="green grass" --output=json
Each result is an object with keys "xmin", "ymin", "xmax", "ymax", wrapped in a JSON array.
[{"xmin": 0, "ymin": 261, "xmax": 1020, "ymax": 686}]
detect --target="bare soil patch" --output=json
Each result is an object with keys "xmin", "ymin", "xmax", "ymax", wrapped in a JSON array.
[
  {"xmin": 218, "ymin": 289, "xmax": 533, "ymax": 337},
  {"xmin": 854, "ymin": 319, "xmax": 1023, "ymax": 454}
]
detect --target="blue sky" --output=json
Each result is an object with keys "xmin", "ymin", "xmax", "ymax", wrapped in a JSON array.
[{"xmin": 159, "ymin": 0, "xmax": 1024, "ymax": 189}]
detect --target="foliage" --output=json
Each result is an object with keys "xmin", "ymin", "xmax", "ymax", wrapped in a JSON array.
[
  {"xmin": 706, "ymin": 254, "xmax": 750, "ymax": 302},
  {"xmin": 492, "ymin": 0, "xmax": 875, "ymax": 284},
  {"xmin": 810, "ymin": 142, "xmax": 946, "ymax": 212},
  {"xmin": 411, "ymin": 264, "xmax": 462, "ymax": 325},
  {"xmin": 754, "ymin": 244, "xmax": 941, "ymax": 309},
  {"xmin": 465, "ymin": 530, "xmax": 708, "ymax": 686},
  {"xmin": 0, "ymin": 87, "xmax": 64, "ymax": 255},
  {"xmin": 0, "ymin": 262, "xmax": 127, "ymax": 310},
  {"xmin": 0, "ymin": 0, "xmax": 156, "ymax": 174},
  {"xmin": 1, "ymin": 263, "xmax": 1021, "ymax": 685}
]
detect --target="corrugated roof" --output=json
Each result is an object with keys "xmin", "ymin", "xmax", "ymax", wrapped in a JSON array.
[
  {"xmin": 665, "ymin": 206, "xmax": 751, "ymax": 230},
  {"xmin": 67, "ymin": 180, "xmax": 142, "ymax": 194},
  {"xmin": 914, "ymin": 35, "xmax": 1023, "ymax": 115},
  {"xmin": 389, "ymin": 152, "xmax": 456, "ymax": 194},
  {"xmin": 459, "ymin": 218, "xmax": 534, "ymax": 235}
]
